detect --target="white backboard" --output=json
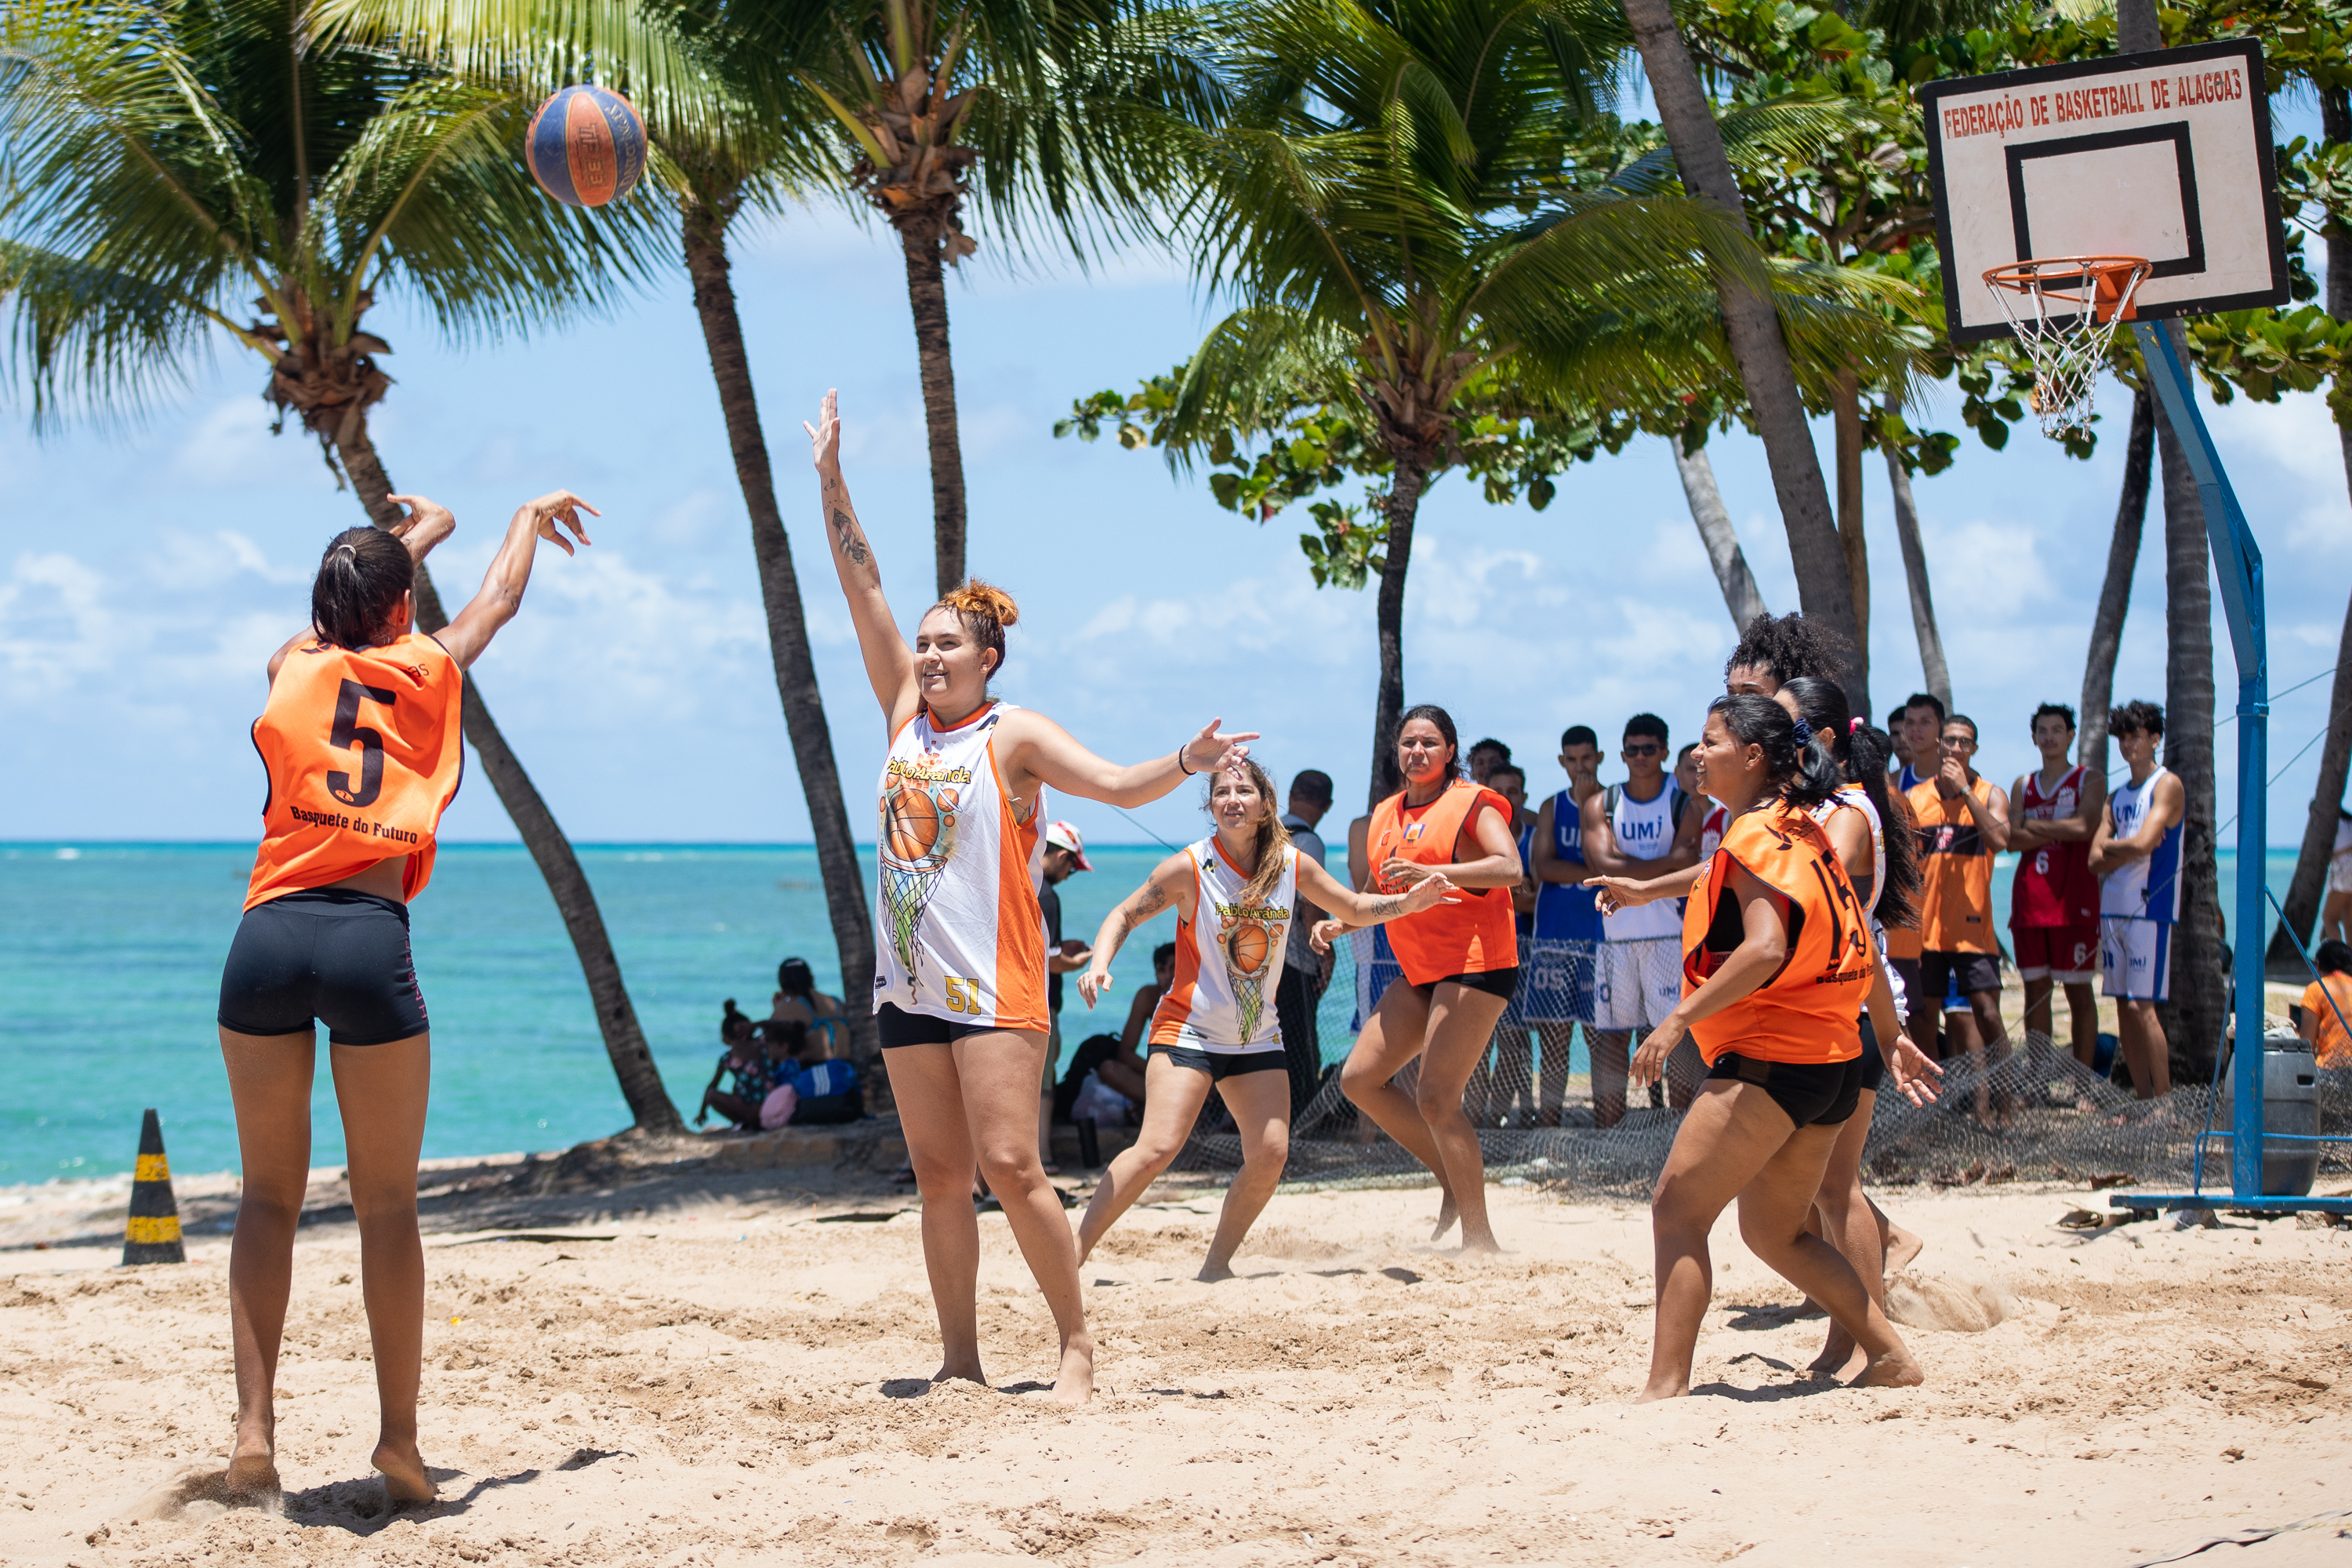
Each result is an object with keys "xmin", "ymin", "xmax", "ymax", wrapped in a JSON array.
[{"xmin": 1922, "ymin": 39, "xmax": 2288, "ymax": 344}]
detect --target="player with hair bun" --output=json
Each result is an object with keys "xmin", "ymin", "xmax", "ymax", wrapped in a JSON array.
[
  {"xmin": 808, "ymin": 391, "xmax": 1257, "ymax": 1405},
  {"xmin": 1071, "ymin": 758, "xmax": 1457, "ymax": 1281}
]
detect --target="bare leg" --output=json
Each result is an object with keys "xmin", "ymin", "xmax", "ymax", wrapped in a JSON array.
[
  {"xmin": 1735, "ymin": 1127, "xmax": 1919, "ymax": 1391},
  {"xmin": 2062, "ymin": 982, "xmax": 2100, "ymax": 1069},
  {"xmin": 1341, "ymin": 981, "xmax": 1451, "ymax": 1221},
  {"xmin": 1589, "ymin": 1030, "xmax": 1632, "ymax": 1128},
  {"xmin": 1412, "ymin": 985, "xmax": 1511, "ymax": 1254},
  {"xmin": 1966, "ymin": 989, "xmax": 2012, "ymax": 1120},
  {"xmin": 219, "ymin": 1028, "xmax": 317, "ymax": 1502},
  {"xmin": 1642, "ymin": 1081, "xmax": 1794, "ymax": 1403},
  {"xmin": 1493, "ymin": 1022, "xmax": 1534, "ymax": 1126},
  {"xmin": 956, "ymin": 1029, "xmax": 1094, "ymax": 1403},
  {"xmin": 1876, "ymin": 1196, "xmax": 1923, "ymax": 1275},
  {"xmin": 882, "ymin": 1044, "xmax": 985, "ymax": 1385},
  {"xmin": 1200, "ymin": 1069, "xmax": 1291, "ymax": 1279},
  {"xmin": 1461, "ymin": 1032, "xmax": 1496, "ymax": 1127},
  {"xmin": 1094, "ymin": 1056, "xmax": 1147, "ymax": 1106},
  {"xmin": 1535, "ymin": 1022, "xmax": 1576, "ymax": 1125},
  {"xmin": 1075, "ymin": 1057, "xmax": 1212, "ymax": 1264},
  {"xmin": 2117, "ymin": 1000, "xmax": 2172, "ymax": 1098},
  {"xmin": 1942, "ymin": 1004, "xmax": 1991, "ymax": 1124},
  {"xmin": 1808, "ymin": 1087, "xmax": 1882, "ymax": 1378},
  {"xmin": 1663, "ymin": 1036, "xmax": 1705, "ymax": 1112},
  {"xmin": 328, "ymin": 1036, "xmax": 434, "ymax": 1502},
  {"xmin": 1037, "ymin": 1024, "xmax": 1062, "ymax": 1174}
]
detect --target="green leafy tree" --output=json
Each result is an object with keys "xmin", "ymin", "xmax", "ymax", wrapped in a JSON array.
[{"xmin": 0, "ymin": 0, "xmax": 685, "ymax": 1130}]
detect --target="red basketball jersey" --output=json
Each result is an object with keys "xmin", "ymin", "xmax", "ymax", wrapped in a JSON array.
[{"xmin": 2011, "ymin": 764, "xmax": 2097, "ymax": 927}]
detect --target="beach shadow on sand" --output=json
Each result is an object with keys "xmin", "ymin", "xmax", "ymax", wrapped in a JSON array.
[{"xmin": 285, "ymin": 1465, "xmax": 543, "ymax": 1536}]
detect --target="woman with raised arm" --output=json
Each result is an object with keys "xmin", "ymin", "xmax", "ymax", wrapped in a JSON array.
[
  {"xmin": 1586, "ymin": 695, "xmax": 1924, "ymax": 1401},
  {"xmin": 1316, "ymin": 706, "xmax": 1523, "ymax": 1254},
  {"xmin": 1071, "ymin": 760, "xmax": 1457, "ymax": 1280},
  {"xmin": 215, "ymin": 489, "xmax": 596, "ymax": 1504},
  {"xmin": 806, "ymin": 391, "xmax": 1254, "ymax": 1404}
]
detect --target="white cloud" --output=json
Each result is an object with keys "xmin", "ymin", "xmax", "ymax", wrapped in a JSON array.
[{"xmin": 0, "ymin": 552, "xmax": 118, "ymax": 695}]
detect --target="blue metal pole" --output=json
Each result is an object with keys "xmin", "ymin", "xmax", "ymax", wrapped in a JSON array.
[{"xmin": 2132, "ymin": 321, "xmax": 2268, "ymax": 1200}]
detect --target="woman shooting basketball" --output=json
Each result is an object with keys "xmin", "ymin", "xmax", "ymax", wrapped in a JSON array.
[
  {"xmin": 1072, "ymin": 760, "xmax": 1456, "ymax": 1280},
  {"xmin": 1588, "ymin": 695, "xmax": 1923, "ymax": 1400},
  {"xmin": 1314, "ymin": 706, "xmax": 1523, "ymax": 1254},
  {"xmin": 808, "ymin": 390, "xmax": 1254, "ymax": 1404},
  {"xmin": 216, "ymin": 488, "xmax": 595, "ymax": 1504}
]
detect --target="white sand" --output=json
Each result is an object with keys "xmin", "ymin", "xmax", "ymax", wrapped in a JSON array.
[{"xmin": 2, "ymin": 1172, "xmax": 2347, "ymax": 1566}]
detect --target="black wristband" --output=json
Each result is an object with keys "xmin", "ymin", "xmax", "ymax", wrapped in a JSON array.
[{"xmin": 1178, "ymin": 747, "xmax": 1196, "ymax": 775}]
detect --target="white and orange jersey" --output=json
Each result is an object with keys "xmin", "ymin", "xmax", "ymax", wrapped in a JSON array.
[
  {"xmin": 1697, "ymin": 802, "xmax": 1728, "ymax": 865},
  {"xmin": 873, "ymin": 702, "xmax": 1048, "ymax": 1031},
  {"xmin": 1150, "ymin": 837, "xmax": 1295, "ymax": 1052}
]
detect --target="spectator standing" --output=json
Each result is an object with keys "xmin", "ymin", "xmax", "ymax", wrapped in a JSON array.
[
  {"xmin": 2007, "ymin": 704, "xmax": 2105, "ymax": 1072},
  {"xmin": 1581, "ymin": 713, "xmax": 1704, "ymax": 1124},
  {"xmin": 1468, "ymin": 738, "xmax": 1514, "ymax": 786},
  {"xmin": 1279, "ymin": 768, "xmax": 1338, "ymax": 1125},
  {"xmin": 1037, "ymin": 821, "xmax": 1094, "ymax": 1172},
  {"xmin": 1905, "ymin": 714, "xmax": 2013, "ymax": 1123},
  {"xmin": 1894, "ymin": 693, "xmax": 1945, "ymax": 792},
  {"xmin": 1886, "ymin": 707, "xmax": 1912, "ymax": 789},
  {"xmin": 1479, "ymin": 763, "xmax": 1538, "ymax": 1123},
  {"xmin": 1528, "ymin": 727, "xmax": 1605, "ymax": 1126},
  {"xmin": 2090, "ymin": 700, "xmax": 2185, "ymax": 1097}
]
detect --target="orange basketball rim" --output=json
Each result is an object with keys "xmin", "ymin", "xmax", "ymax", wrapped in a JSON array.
[{"xmin": 1982, "ymin": 256, "xmax": 2151, "ymax": 323}]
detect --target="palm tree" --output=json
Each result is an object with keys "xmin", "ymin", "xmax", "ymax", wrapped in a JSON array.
[
  {"xmin": 0, "ymin": 0, "xmax": 684, "ymax": 1131},
  {"xmin": 1151, "ymin": 0, "xmax": 1904, "ymax": 803},
  {"xmin": 1671, "ymin": 439, "xmax": 1766, "ymax": 627},
  {"xmin": 2077, "ymin": 388, "xmax": 2154, "ymax": 777},
  {"xmin": 315, "ymin": 0, "xmax": 891, "ymax": 1067},
  {"xmin": 1617, "ymin": 0, "xmax": 1861, "ymax": 706},
  {"xmin": 1882, "ymin": 390, "xmax": 1951, "ymax": 711},
  {"xmin": 774, "ymin": 0, "xmax": 1196, "ymax": 594}
]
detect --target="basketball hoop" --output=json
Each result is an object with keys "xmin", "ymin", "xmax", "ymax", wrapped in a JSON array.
[{"xmin": 1981, "ymin": 256, "xmax": 2150, "ymax": 437}]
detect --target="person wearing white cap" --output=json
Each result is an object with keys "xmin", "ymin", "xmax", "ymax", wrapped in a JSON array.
[{"xmin": 1038, "ymin": 819, "xmax": 1094, "ymax": 1171}]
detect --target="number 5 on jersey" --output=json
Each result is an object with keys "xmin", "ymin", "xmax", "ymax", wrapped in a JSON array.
[
  {"xmin": 942, "ymin": 976, "xmax": 985, "ymax": 1014},
  {"xmin": 328, "ymin": 678, "xmax": 396, "ymax": 808}
]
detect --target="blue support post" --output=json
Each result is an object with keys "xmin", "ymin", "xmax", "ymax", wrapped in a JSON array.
[{"xmin": 2131, "ymin": 321, "xmax": 2267, "ymax": 1200}]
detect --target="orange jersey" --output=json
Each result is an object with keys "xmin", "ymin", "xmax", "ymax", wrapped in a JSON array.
[
  {"xmin": 1680, "ymin": 801, "xmax": 1871, "ymax": 1066},
  {"xmin": 2302, "ymin": 976, "xmax": 2352, "ymax": 1069},
  {"xmin": 1907, "ymin": 776, "xmax": 1999, "ymax": 953},
  {"xmin": 1367, "ymin": 779, "xmax": 1518, "ymax": 985},
  {"xmin": 245, "ymin": 633, "xmax": 465, "ymax": 910}
]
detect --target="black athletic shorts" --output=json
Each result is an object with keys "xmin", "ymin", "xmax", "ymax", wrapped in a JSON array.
[
  {"xmin": 1921, "ymin": 949, "xmax": 2002, "ymax": 1003},
  {"xmin": 1149, "ymin": 1044, "xmax": 1287, "ymax": 1080},
  {"xmin": 1706, "ymin": 1052, "xmax": 1863, "ymax": 1128},
  {"xmin": 217, "ymin": 888, "xmax": 428, "ymax": 1046},
  {"xmin": 875, "ymin": 1002, "xmax": 993, "ymax": 1049},
  {"xmin": 1407, "ymin": 965, "xmax": 1520, "ymax": 1004},
  {"xmin": 1857, "ymin": 1012, "xmax": 1886, "ymax": 1095}
]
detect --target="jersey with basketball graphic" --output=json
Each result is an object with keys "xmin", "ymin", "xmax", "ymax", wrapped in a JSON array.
[
  {"xmin": 2013, "ymin": 764, "xmax": 2097, "ymax": 927},
  {"xmin": 245, "ymin": 633, "xmax": 465, "ymax": 911},
  {"xmin": 873, "ymin": 702, "xmax": 1048, "ymax": 1031},
  {"xmin": 1152, "ymin": 837, "xmax": 1295, "ymax": 1051}
]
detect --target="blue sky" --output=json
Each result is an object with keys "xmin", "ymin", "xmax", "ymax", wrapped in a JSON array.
[{"xmin": 4, "ymin": 156, "xmax": 2347, "ymax": 852}]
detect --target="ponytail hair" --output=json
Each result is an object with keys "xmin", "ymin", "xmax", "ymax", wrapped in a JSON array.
[
  {"xmin": 1780, "ymin": 677, "xmax": 1921, "ymax": 931},
  {"xmin": 1202, "ymin": 757, "xmax": 1295, "ymax": 907},
  {"xmin": 720, "ymin": 997, "xmax": 754, "ymax": 1045},
  {"xmin": 311, "ymin": 527, "xmax": 414, "ymax": 649},
  {"xmin": 933, "ymin": 579, "xmax": 1019, "ymax": 679},
  {"xmin": 1707, "ymin": 693, "xmax": 1840, "ymax": 810}
]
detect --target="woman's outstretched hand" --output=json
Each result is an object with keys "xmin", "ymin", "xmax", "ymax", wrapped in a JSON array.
[
  {"xmin": 1629, "ymin": 1013, "xmax": 1690, "ymax": 1088},
  {"xmin": 1885, "ymin": 1031, "xmax": 1944, "ymax": 1107},
  {"xmin": 1077, "ymin": 964, "xmax": 1114, "ymax": 1009},
  {"xmin": 520, "ymin": 491, "xmax": 598, "ymax": 556},
  {"xmin": 804, "ymin": 389, "xmax": 842, "ymax": 472},
  {"xmin": 1309, "ymin": 918, "xmax": 1346, "ymax": 956},
  {"xmin": 1179, "ymin": 719, "xmax": 1259, "ymax": 776},
  {"xmin": 1402, "ymin": 873, "xmax": 1459, "ymax": 913},
  {"xmin": 1584, "ymin": 874, "xmax": 1657, "ymax": 916}
]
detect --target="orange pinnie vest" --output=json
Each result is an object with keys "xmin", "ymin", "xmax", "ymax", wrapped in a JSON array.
[
  {"xmin": 245, "ymin": 633, "xmax": 465, "ymax": 910},
  {"xmin": 1680, "ymin": 802, "xmax": 1873, "ymax": 1066},
  {"xmin": 1367, "ymin": 779, "xmax": 1518, "ymax": 986}
]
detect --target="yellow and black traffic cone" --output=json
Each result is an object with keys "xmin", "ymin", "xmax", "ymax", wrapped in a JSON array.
[{"xmin": 122, "ymin": 1109, "xmax": 185, "ymax": 1265}]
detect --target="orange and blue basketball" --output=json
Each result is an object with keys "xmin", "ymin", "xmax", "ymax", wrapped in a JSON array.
[{"xmin": 526, "ymin": 85, "xmax": 646, "ymax": 209}]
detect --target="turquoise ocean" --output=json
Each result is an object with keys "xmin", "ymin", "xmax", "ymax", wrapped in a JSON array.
[{"xmin": 0, "ymin": 842, "xmax": 2303, "ymax": 1183}]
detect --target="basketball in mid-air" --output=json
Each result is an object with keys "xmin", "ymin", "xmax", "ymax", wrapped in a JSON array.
[
  {"xmin": 526, "ymin": 84, "xmax": 646, "ymax": 208},
  {"xmin": 1226, "ymin": 922, "xmax": 1271, "ymax": 977},
  {"xmin": 887, "ymin": 785, "xmax": 942, "ymax": 862}
]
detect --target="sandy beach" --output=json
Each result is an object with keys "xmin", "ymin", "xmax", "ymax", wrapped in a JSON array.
[{"xmin": 2, "ymin": 1149, "xmax": 2347, "ymax": 1568}]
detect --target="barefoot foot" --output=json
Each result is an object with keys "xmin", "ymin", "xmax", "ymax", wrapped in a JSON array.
[
  {"xmin": 1882, "ymin": 1223, "xmax": 1924, "ymax": 1279},
  {"xmin": 1051, "ymin": 1330, "xmax": 1095, "ymax": 1406},
  {"xmin": 931, "ymin": 1356, "xmax": 987, "ymax": 1387},
  {"xmin": 1806, "ymin": 1330, "xmax": 1866, "ymax": 1381},
  {"xmin": 1631, "ymin": 1379, "xmax": 1687, "ymax": 1405},
  {"xmin": 1196, "ymin": 1259, "xmax": 1236, "ymax": 1282},
  {"xmin": 372, "ymin": 1440, "xmax": 436, "ymax": 1505},
  {"xmin": 223, "ymin": 1452, "xmax": 280, "ymax": 1506},
  {"xmin": 1456, "ymin": 1229, "xmax": 1504, "ymax": 1258},
  {"xmin": 1850, "ymin": 1348, "xmax": 1925, "ymax": 1389},
  {"xmin": 1430, "ymin": 1188, "xmax": 1460, "ymax": 1243}
]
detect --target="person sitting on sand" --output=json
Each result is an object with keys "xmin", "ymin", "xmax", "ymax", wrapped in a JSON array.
[
  {"xmin": 1049, "ymin": 944, "xmax": 1170, "ymax": 1124},
  {"xmin": 770, "ymin": 956, "xmax": 846, "ymax": 1056},
  {"xmin": 2298, "ymin": 939, "xmax": 2352, "ymax": 1069},
  {"xmin": 778, "ymin": 1022, "xmax": 866, "ymax": 1124},
  {"xmin": 1073, "ymin": 760, "xmax": 1456, "ymax": 1281},
  {"xmin": 696, "ymin": 1000, "xmax": 774, "ymax": 1131}
]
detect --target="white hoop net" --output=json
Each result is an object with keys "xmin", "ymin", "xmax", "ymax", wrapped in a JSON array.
[{"xmin": 1982, "ymin": 256, "xmax": 2151, "ymax": 437}]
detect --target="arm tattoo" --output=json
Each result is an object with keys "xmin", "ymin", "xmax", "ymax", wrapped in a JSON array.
[
  {"xmin": 1132, "ymin": 884, "xmax": 1170, "ymax": 917},
  {"xmin": 829, "ymin": 507, "xmax": 870, "ymax": 566},
  {"xmin": 1362, "ymin": 895, "xmax": 1408, "ymax": 921}
]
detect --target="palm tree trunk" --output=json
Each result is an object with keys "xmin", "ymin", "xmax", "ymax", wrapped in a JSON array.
[
  {"xmin": 1619, "ymin": 0, "xmax": 1863, "ymax": 714},
  {"xmin": 684, "ymin": 195, "xmax": 882, "ymax": 1073},
  {"xmin": 2153, "ymin": 379, "xmax": 2227, "ymax": 1083},
  {"xmin": 1832, "ymin": 370, "xmax": 1871, "ymax": 706},
  {"xmin": 1671, "ymin": 441, "xmax": 1766, "ymax": 627},
  {"xmin": 332, "ymin": 420, "xmax": 682, "ymax": 1134},
  {"xmin": 1882, "ymin": 393, "xmax": 1951, "ymax": 713},
  {"xmin": 1367, "ymin": 459, "xmax": 1428, "ymax": 809},
  {"xmin": 2078, "ymin": 388, "xmax": 2155, "ymax": 779},
  {"xmin": 902, "ymin": 230, "xmax": 967, "ymax": 597},
  {"xmin": 2262, "ymin": 84, "xmax": 2352, "ymax": 975}
]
